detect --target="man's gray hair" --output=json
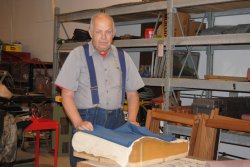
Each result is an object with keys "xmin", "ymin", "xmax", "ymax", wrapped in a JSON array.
[{"xmin": 89, "ymin": 13, "xmax": 116, "ymax": 33}]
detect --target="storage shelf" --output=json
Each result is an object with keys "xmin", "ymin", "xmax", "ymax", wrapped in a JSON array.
[
  {"xmin": 143, "ymin": 78, "xmax": 250, "ymax": 93},
  {"xmin": 55, "ymin": 0, "xmax": 250, "ymax": 93},
  {"xmin": 173, "ymin": 33, "xmax": 250, "ymax": 46},
  {"xmin": 171, "ymin": 78, "xmax": 250, "ymax": 93},
  {"xmin": 57, "ymin": 1, "xmax": 167, "ymax": 23},
  {"xmin": 58, "ymin": 42, "xmax": 84, "ymax": 52},
  {"xmin": 174, "ymin": 0, "xmax": 250, "ymax": 13},
  {"xmin": 59, "ymin": 37, "xmax": 250, "ymax": 52},
  {"xmin": 142, "ymin": 78, "xmax": 165, "ymax": 87},
  {"xmin": 57, "ymin": 0, "xmax": 250, "ymax": 24},
  {"xmin": 163, "ymin": 0, "xmax": 250, "ymax": 109},
  {"xmin": 58, "ymin": 38, "xmax": 162, "ymax": 52}
]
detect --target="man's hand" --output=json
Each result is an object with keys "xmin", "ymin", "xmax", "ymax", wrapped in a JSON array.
[
  {"xmin": 76, "ymin": 121, "xmax": 94, "ymax": 131},
  {"xmin": 129, "ymin": 121, "xmax": 140, "ymax": 126}
]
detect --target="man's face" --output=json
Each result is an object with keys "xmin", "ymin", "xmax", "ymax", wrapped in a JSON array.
[{"xmin": 90, "ymin": 15, "xmax": 115, "ymax": 53}]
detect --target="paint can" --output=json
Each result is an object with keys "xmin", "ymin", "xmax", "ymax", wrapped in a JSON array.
[{"xmin": 145, "ymin": 28, "xmax": 155, "ymax": 38}]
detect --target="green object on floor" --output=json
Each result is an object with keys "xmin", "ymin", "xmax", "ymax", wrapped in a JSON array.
[{"xmin": 13, "ymin": 161, "xmax": 34, "ymax": 167}]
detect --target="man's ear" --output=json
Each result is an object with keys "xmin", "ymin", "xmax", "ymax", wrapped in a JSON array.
[
  {"xmin": 89, "ymin": 30, "xmax": 93, "ymax": 38},
  {"xmin": 113, "ymin": 29, "xmax": 116, "ymax": 38}
]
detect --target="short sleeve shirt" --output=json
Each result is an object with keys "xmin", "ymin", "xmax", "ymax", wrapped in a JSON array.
[{"xmin": 55, "ymin": 42, "xmax": 145, "ymax": 110}]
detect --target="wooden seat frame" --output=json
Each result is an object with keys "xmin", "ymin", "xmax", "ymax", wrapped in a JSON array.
[{"xmin": 146, "ymin": 108, "xmax": 250, "ymax": 160}]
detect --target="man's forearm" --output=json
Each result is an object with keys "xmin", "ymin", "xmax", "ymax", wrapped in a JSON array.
[
  {"xmin": 126, "ymin": 91, "xmax": 140, "ymax": 123},
  {"xmin": 61, "ymin": 89, "xmax": 83, "ymax": 128}
]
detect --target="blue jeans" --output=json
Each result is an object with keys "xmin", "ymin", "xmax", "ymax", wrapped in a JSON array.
[{"xmin": 70, "ymin": 107, "xmax": 126, "ymax": 167}]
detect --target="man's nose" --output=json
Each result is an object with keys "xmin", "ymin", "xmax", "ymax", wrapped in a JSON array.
[{"xmin": 101, "ymin": 32, "xmax": 107, "ymax": 39}]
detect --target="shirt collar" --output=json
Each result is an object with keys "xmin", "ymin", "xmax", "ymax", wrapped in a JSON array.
[{"xmin": 88, "ymin": 41, "xmax": 114, "ymax": 58}]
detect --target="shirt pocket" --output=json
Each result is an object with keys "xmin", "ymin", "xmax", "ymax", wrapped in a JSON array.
[
  {"xmin": 78, "ymin": 65, "xmax": 91, "ymax": 88},
  {"xmin": 107, "ymin": 66, "xmax": 122, "ymax": 89}
]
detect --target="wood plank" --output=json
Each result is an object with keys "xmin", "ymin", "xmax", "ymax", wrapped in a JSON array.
[
  {"xmin": 77, "ymin": 162, "xmax": 95, "ymax": 167},
  {"xmin": 214, "ymin": 115, "xmax": 246, "ymax": 122},
  {"xmin": 150, "ymin": 110, "xmax": 195, "ymax": 126},
  {"xmin": 192, "ymin": 114, "xmax": 217, "ymax": 160},
  {"xmin": 206, "ymin": 118, "xmax": 250, "ymax": 133},
  {"xmin": 76, "ymin": 160, "xmax": 117, "ymax": 167},
  {"xmin": 204, "ymin": 75, "xmax": 248, "ymax": 82},
  {"xmin": 188, "ymin": 119, "xmax": 200, "ymax": 156},
  {"xmin": 207, "ymin": 108, "xmax": 250, "ymax": 132},
  {"xmin": 74, "ymin": 152, "xmax": 119, "ymax": 166},
  {"xmin": 146, "ymin": 109, "xmax": 160, "ymax": 133}
]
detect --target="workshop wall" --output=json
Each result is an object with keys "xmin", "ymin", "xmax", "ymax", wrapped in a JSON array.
[
  {"xmin": 0, "ymin": 0, "xmax": 54, "ymax": 62},
  {"xmin": 0, "ymin": 0, "xmax": 141, "ymax": 62}
]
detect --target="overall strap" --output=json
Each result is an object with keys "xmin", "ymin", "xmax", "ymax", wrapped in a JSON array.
[
  {"xmin": 117, "ymin": 48, "xmax": 126, "ymax": 106},
  {"xmin": 83, "ymin": 44, "xmax": 126, "ymax": 106},
  {"xmin": 83, "ymin": 44, "xmax": 99, "ymax": 104}
]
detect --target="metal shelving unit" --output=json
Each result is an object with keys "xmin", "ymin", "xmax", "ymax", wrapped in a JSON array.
[
  {"xmin": 164, "ymin": 0, "xmax": 250, "ymax": 159},
  {"xmin": 53, "ymin": 1, "xmax": 170, "ymax": 97},
  {"xmin": 164, "ymin": 0, "xmax": 250, "ymax": 109},
  {"xmin": 53, "ymin": 0, "xmax": 250, "ymax": 99}
]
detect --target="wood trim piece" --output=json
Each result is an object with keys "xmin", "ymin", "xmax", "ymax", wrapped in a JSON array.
[
  {"xmin": 148, "ymin": 109, "xmax": 196, "ymax": 126},
  {"xmin": 204, "ymin": 75, "xmax": 248, "ymax": 82},
  {"xmin": 206, "ymin": 118, "xmax": 250, "ymax": 133}
]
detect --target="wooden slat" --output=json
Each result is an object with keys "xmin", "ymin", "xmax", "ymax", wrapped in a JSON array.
[
  {"xmin": 145, "ymin": 109, "xmax": 160, "ymax": 133},
  {"xmin": 77, "ymin": 162, "xmax": 95, "ymax": 167},
  {"xmin": 150, "ymin": 110, "xmax": 195, "ymax": 126},
  {"xmin": 206, "ymin": 108, "xmax": 250, "ymax": 132},
  {"xmin": 191, "ymin": 114, "xmax": 218, "ymax": 160},
  {"xmin": 188, "ymin": 119, "xmax": 200, "ymax": 156},
  {"xmin": 214, "ymin": 114, "xmax": 246, "ymax": 122},
  {"xmin": 74, "ymin": 152, "xmax": 119, "ymax": 166},
  {"xmin": 204, "ymin": 75, "xmax": 248, "ymax": 82},
  {"xmin": 206, "ymin": 118, "xmax": 250, "ymax": 133},
  {"xmin": 145, "ymin": 109, "xmax": 153, "ymax": 129}
]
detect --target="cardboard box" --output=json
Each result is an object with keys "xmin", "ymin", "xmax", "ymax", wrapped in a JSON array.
[
  {"xmin": 174, "ymin": 12, "xmax": 190, "ymax": 37},
  {"xmin": 159, "ymin": 12, "xmax": 190, "ymax": 37},
  {"xmin": 188, "ymin": 21, "xmax": 206, "ymax": 36},
  {"xmin": 3, "ymin": 44, "xmax": 22, "ymax": 52}
]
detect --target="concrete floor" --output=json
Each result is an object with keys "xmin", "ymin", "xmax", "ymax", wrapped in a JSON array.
[
  {"xmin": 16, "ymin": 145, "xmax": 71, "ymax": 167},
  {"xmin": 39, "ymin": 152, "xmax": 70, "ymax": 167}
]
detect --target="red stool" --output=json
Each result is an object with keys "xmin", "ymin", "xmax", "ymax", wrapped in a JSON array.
[{"xmin": 24, "ymin": 118, "xmax": 59, "ymax": 167}]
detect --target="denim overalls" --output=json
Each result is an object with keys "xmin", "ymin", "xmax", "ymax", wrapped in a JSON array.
[{"xmin": 70, "ymin": 44, "xmax": 126, "ymax": 167}]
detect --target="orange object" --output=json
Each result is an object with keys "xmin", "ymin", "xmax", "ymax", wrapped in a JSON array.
[
  {"xmin": 55, "ymin": 95, "xmax": 62, "ymax": 103},
  {"xmin": 24, "ymin": 118, "xmax": 59, "ymax": 167}
]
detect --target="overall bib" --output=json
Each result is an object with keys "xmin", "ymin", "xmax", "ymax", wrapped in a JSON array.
[{"xmin": 70, "ymin": 44, "xmax": 127, "ymax": 167}]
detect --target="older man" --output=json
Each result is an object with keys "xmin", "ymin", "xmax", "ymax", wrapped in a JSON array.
[{"xmin": 55, "ymin": 13, "xmax": 144, "ymax": 167}]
